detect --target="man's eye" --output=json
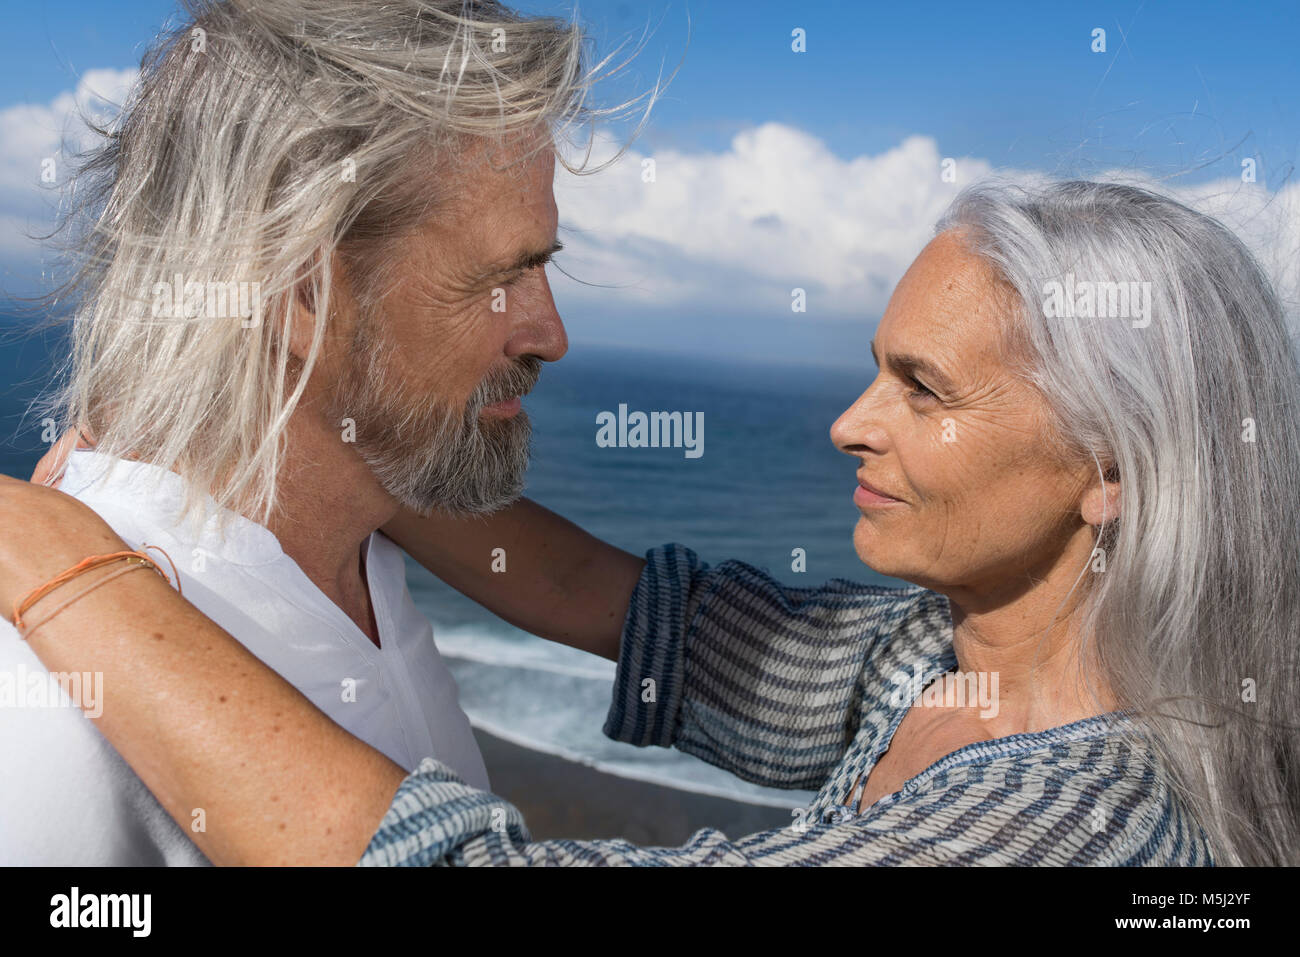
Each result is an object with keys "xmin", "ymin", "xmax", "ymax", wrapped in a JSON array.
[
  {"xmin": 906, "ymin": 377, "xmax": 937, "ymax": 400},
  {"xmin": 504, "ymin": 264, "xmax": 544, "ymax": 286}
]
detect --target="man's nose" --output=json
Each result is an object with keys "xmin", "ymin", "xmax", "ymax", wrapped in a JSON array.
[{"xmin": 508, "ymin": 270, "xmax": 568, "ymax": 363}]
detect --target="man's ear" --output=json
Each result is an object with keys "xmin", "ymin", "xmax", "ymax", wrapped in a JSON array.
[
  {"xmin": 1081, "ymin": 464, "xmax": 1121, "ymax": 526},
  {"xmin": 284, "ymin": 252, "xmax": 347, "ymax": 364},
  {"xmin": 285, "ymin": 281, "xmax": 318, "ymax": 363}
]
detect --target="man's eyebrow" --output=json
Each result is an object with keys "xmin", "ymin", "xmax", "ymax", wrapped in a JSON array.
[
  {"xmin": 480, "ymin": 240, "xmax": 564, "ymax": 283},
  {"xmin": 869, "ymin": 338, "xmax": 957, "ymax": 394}
]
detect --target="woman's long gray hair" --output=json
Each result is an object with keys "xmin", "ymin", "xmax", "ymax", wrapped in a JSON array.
[
  {"xmin": 43, "ymin": 0, "xmax": 656, "ymax": 525},
  {"xmin": 937, "ymin": 179, "xmax": 1300, "ymax": 865}
]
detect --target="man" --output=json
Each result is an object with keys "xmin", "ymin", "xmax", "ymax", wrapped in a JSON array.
[{"xmin": 0, "ymin": 0, "xmax": 631, "ymax": 864}]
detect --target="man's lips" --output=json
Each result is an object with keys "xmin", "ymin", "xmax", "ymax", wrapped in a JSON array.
[
  {"xmin": 480, "ymin": 395, "xmax": 522, "ymax": 417},
  {"xmin": 854, "ymin": 475, "xmax": 904, "ymax": 507}
]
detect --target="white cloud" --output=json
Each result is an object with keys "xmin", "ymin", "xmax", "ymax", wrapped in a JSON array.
[
  {"xmin": 1172, "ymin": 175, "xmax": 1300, "ymax": 314},
  {"xmin": 0, "ymin": 68, "xmax": 138, "ymax": 281},
  {"xmin": 0, "ymin": 74, "xmax": 1295, "ymax": 334},
  {"xmin": 552, "ymin": 126, "xmax": 1300, "ymax": 329},
  {"xmin": 553, "ymin": 125, "xmax": 992, "ymax": 320}
]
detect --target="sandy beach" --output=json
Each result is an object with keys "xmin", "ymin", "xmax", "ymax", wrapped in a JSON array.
[{"xmin": 471, "ymin": 727, "xmax": 796, "ymax": 845}]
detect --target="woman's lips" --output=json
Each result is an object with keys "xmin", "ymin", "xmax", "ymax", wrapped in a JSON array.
[{"xmin": 854, "ymin": 479, "xmax": 903, "ymax": 508}]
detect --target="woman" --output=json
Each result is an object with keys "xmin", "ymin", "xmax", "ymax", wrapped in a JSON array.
[{"xmin": 4, "ymin": 179, "xmax": 1297, "ymax": 865}]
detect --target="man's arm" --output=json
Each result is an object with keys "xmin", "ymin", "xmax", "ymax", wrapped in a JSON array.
[{"xmin": 382, "ymin": 501, "xmax": 645, "ymax": 661}]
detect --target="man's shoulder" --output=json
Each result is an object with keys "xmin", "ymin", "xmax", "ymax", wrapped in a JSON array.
[
  {"xmin": 61, "ymin": 449, "xmax": 284, "ymax": 568},
  {"xmin": 60, "ymin": 450, "xmax": 190, "ymax": 549}
]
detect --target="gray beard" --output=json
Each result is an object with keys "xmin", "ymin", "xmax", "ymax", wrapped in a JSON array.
[{"xmin": 328, "ymin": 321, "xmax": 540, "ymax": 516}]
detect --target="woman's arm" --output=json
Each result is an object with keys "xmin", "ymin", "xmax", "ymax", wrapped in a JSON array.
[
  {"xmin": 381, "ymin": 501, "xmax": 645, "ymax": 661},
  {"xmin": 0, "ymin": 477, "xmax": 761, "ymax": 865},
  {"xmin": 0, "ymin": 476, "xmax": 405, "ymax": 866},
  {"xmin": 1, "ymin": 478, "xmax": 1095, "ymax": 867},
  {"xmin": 603, "ymin": 544, "xmax": 930, "ymax": 788},
  {"xmin": 28, "ymin": 440, "xmax": 927, "ymax": 795},
  {"xmin": 0, "ymin": 486, "xmax": 939, "ymax": 867}
]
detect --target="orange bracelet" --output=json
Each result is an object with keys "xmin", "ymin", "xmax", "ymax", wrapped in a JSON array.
[
  {"xmin": 17, "ymin": 561, "xmax": 151, "ymax": 641},
  {"xmin": 12, "ymin": 545, "xmax": 182, "ymax": 638}
]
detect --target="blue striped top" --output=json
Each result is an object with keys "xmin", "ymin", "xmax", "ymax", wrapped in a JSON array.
[{"xmin": 359, "ymin": 544, "xmax": 1214, "ymax": 866}]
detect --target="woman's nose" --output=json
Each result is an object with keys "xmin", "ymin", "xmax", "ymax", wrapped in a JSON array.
[{"xmin": 831, "ymin": 386, "xmax": 887, "ymax": 454}]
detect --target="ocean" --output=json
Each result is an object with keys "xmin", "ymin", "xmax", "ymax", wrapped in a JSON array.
[{"xmin": 0, "ymin": 313, "xmax": 905, "ymax": 807}]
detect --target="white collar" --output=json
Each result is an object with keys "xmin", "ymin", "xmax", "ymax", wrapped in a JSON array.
[{"xmin": 61, "ymin": 449, "xmax": 287, "ymax": 567}]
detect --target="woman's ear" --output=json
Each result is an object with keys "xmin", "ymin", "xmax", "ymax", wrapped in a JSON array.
[{"xmin": 1081, "ymin": 464, "xmax": 1121, "ymax": 526}]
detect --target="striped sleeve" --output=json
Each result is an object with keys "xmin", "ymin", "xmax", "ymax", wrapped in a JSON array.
[
  {"xmin": 356, "ymin": 734, "xmax": 1212, "ymax": 866},
  {"xmin": 353, "ymin": 754, "xmax": 874, "ymax": 867},
  {"xmin": 601, "ymin": 543, "xmax": 928, "ymax": 789}
]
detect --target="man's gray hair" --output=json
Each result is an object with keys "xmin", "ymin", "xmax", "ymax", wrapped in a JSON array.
[
  {"xmin": 937, "ymin": 178, "xmax": 1300, "ymax": 865},
  {"xmin": 46, "ymin": 0, "xmax": 654, "ymax": 525}
]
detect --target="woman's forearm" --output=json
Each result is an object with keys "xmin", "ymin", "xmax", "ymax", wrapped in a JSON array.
[
  {"xmin": 18, "ymin": 560, "xmax": 406, "ymax": 866},
  {"xmin": 383, "ymin": 498, "xmax": 645, "ymax": 661}
]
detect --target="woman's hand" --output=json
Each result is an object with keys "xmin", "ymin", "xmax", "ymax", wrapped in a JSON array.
[{"xmin": 29, "ymin": 427, "xmax": 95, "ymax": 488}]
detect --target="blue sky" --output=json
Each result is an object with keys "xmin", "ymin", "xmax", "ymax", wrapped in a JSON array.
[{"xmin": 2, "ymin": 0, "xmax": 1298, "ymax": 366}]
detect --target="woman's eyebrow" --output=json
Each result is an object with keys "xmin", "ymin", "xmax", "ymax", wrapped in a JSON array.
[{"xmin": 870, "ymin": 338, "xmax": 957, "ymax": 393}]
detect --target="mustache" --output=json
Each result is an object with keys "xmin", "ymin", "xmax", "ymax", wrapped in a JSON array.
[{"xmin": 472, "ymin": 355, "xmax": 543, "ymax": 409}]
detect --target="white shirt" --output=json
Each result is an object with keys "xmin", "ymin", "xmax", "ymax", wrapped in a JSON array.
[{"xmin": 0, "ymin": 449, "xmax": 489, "ymax": 865}]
